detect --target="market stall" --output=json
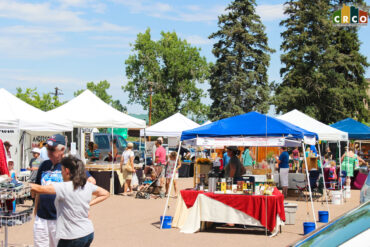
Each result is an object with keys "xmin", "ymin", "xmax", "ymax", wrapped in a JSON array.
[
  {"xmin": 140, "ymin": 112, "xmax": 200, "ymax": 175},
  {"xmin": 278, "ymin": 110, "xmax": 350, "ymax": 213},
  {"xmin": 165, "ymin": 111, "xmax": 319, "ymax": 233},
  {"xmin": 0, "ymin": 88, "xmax": 73, "ymax": 170},
  {"xmin": 47, "ymin": 90, "xmax": 146, "ymax": 194}
]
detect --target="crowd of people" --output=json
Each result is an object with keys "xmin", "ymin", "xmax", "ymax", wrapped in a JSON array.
[{"xmin": 2, "ymin": 135, "xmax": 109, "ymax": 247}]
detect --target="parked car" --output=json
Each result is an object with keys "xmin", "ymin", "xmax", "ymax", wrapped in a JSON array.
[
  {"xmin": 93, "ymin": 133, "xmax": 142, "ymax": 164},
  {"xmin": 291, "ymin": 201, "xmax": 370, "ymax": 246}
]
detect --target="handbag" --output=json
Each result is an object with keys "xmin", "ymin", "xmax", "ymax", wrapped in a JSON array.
[{"xmin": 124, "ymin": 161, "xmax": 135, "ymax": 173}]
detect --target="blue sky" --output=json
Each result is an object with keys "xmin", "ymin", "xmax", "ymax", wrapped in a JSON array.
[{"xmin": 0, "ymin": 0, "xmax": 369, "ymax": 115}]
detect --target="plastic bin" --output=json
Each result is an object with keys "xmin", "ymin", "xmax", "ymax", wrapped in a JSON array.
[
  {"xmin": 303, "ymin": 222, "xmax": 315, "ymax": 235},
  {"xmin": 318, "ymin": 211, "xmax": 329, "ymax": 223},
  {"xmin": 284, "ymin": 203, "xmax": 298, "ymax": 225},
  {"xmin": 160, "ymin": 216, "xmax": 173, "ymax": 229},
  {"xmin": 331, "ymin": 190, "xmax": 342, "ymax": 205}
]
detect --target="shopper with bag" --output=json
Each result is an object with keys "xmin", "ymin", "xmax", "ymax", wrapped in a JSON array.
[{"xmin": 120, "ymin": 142, "xmax": 135, "ymax": 196}]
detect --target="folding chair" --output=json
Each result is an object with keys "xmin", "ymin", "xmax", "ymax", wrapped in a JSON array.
[{"xmin": 295, "ymin": 170, "xmax": 321, "ymax": 201}]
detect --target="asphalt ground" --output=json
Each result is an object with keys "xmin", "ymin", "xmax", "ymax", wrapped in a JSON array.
[{"xmin": 1, "ymin": 178, "xmax": 361, "ymax": 247}]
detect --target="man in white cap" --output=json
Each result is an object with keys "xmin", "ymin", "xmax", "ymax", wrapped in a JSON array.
[{"xmin": 28, "ymin": 148, "xmax": 43, "ymax": 183}]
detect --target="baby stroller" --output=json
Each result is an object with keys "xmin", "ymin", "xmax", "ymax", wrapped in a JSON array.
[{"xmin": 135, "ymin": 166, "xmax": 164, "ymax": 199}]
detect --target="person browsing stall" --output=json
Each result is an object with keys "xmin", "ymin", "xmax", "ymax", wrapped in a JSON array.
[
  {"xmin": 40, "ymin": 142, "xmax": 49, "ymax": 161},
  {"xmin": 242, "ymin": 146, "xmax": 255, "ymax": 173},
  {"xmin": 28, "ymin": 148, "xmax": 43, "ymax": 183},
  {"xmin": 155, "ymin": 139, "xmax": 167, "ymax": 190},
  {"xmin": 165, "ymin": 151, "xmax": 181, "ymax": 197},
  {"xmin": 120, "ymin": 142, "xmax": 135, "ymax": 196},
  {"xmin": 31, "ymin": 156, "xmax": 109, "ymax": 247},
  {"xmin": 223, "ymin": 146, "xmax": 230, "ymax": 169},
  {"xmin": 276, "ymin": 147, "xmax": 289, "ymax": 198},
  {"xmin": 3, "ymin": 141, "xmax": 12, "ymax": 161},
  {"xmin": 224, "ymin": 146, "xmax": 243, "ymax": 180},
  {"xmin": 34, "ymin": 134, "xmax": 66, "ymax": 247}
]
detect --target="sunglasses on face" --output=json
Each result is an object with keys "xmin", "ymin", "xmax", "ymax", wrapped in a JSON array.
[{"xmin": 47, "ymin": 146, "xmax": 56, "ymax": 152}]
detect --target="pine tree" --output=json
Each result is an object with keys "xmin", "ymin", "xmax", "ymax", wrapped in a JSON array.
[
  {"xmin": 275, "ymin": 0, "xmax": 369, "ymax": 123},
  {"xmin": 208, "ymin": 0, "xmax": 274, "ymax": 121}
]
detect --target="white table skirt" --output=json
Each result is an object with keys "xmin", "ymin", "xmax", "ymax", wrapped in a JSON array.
[{"xmin": 172, "ymin": 193, "xmax": 283, "ymax": 236}]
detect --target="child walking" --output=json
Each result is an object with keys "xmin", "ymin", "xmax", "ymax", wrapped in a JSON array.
[
  {"xmin": 328, "ymin": 161, "xmax": 337, "ymax": 189},
  {"xmin": 165, "ymin": 152, "xmax": 181, "ymax": 197}
]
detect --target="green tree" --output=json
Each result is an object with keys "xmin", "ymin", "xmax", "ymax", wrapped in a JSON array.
[
  {"xmin": 74, "ymin": 80, "xmax": 127, "ymax": 112},
  {"xmin": 16, "ymin": 88, "xmax": 64, "ymax": 111},
  {"xmin": 274, "ymin": 0, "xmax": 369, "ymax": 123},
  {"xmin": 124, "ymin": 28, "xmax": 209, "ymax": 124},
  {"xmin": 208, "ymin": 0, "xmax": 275, "ymax": 121}
]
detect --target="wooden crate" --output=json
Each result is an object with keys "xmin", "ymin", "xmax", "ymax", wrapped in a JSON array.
[
  {"xmin": 302, "ymin": 157, "xmax": 318, "ymax": 172},
  {"xmin": 194, "ymin": 163, "xmax": 212, "ymax": 187}
]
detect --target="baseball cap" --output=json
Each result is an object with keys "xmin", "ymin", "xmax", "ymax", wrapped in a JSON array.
[
  {"xmin": 31, "ymin": 148, "xmax": 41, "ymax": 154},
  {"xmin": 46, "ymin": 134, "xmax": 66, "ymax": 147},
  {"xmin": 4, "ymin": 141, "xmax": 12, "ymax": 147},
  {"xmin": 157, "ymin": 137, "xmax": 163, "ymax": 142},
  {"xmin": 7, "ymin": 158, "xmax": 14, "ymax": 163}
]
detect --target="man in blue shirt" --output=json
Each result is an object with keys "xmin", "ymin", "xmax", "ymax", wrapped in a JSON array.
[
  {"xmin": 276, "ymin": 146, "xmax": 290, "ymax": 198},
  {"xmin": 34, "ymin": 134, "xmax": 65, "ymax": 247}
]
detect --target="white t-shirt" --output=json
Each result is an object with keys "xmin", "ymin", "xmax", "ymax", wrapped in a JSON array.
[
  {"xmin": 122, "ymin": 150, "xmax": 134, "ymax": 164},
  {"xmin": 53, "ymin": 181, "xmax": 97, "ymax": 240}
]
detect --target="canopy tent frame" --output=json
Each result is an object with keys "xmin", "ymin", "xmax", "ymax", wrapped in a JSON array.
[{"xmin": 175, "ymin": 112, "xmax": 320, "ymax": 230}]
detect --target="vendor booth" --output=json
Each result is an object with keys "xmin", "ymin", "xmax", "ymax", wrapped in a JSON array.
[
  {"xmin": 47, "ymin": 90, "xmax": 146, "ymax": 194},
  {"xmin": 140, "ymin": 112, "xmax": 200, "ymax": 177},
  {"xmin": 165, "ymin": 112, "xmax": 319, "ymax": 235},
  {"xmin": 278, "ymin": 110, "xmax": 350, "ymax": 213},
  {"xmin": 0, "ymin": 88, "xmax": 73, "ymax": 170}
]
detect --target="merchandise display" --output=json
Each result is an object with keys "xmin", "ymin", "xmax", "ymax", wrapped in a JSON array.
[{"xmin": 0, "ymin": 175, "xmax": 33, "ymax": 247}]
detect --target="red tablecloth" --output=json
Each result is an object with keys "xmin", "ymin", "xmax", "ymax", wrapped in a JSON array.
[{"xmin": 180, "ymin": 188, "xmax": 285, "ymax": 232}]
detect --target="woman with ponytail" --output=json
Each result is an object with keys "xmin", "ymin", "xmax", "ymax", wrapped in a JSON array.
[{"xmin": 31, "ymin": 156, "xmax": 109, "ymax": 247}]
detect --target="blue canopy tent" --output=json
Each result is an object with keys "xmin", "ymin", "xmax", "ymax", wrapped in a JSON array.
[
  {"xmin": 175, "ymin": 111, "xmax": 319, "ymax": 230},
  {"xmin": 181, "ymin": 111, "xmax": 318, "ymax": 145},
  {"xmin": 330, "ymin": 118, "xmax": 370, "ymax": 140}
]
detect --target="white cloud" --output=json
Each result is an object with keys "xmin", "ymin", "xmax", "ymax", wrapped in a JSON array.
[
  {"xmin": 111, "ymin": 0, "xmax": 172, "ymax": 14},
  {"xmin": 112, "ymin": 0, "xmax": 225, "ymax": 23},
  {"xmin": 0, "ymin": 0, "xmax": 129, "ymax": 33},
  {"xmin": 57, "ymin": 0, "xmax": 107, "ymax": 14},
  {"xmin": 186, "ymin": 35, "xmax": 211, "ymax": 45},
  {"xmin": 256, "ymin": 4, "xmax": 285, "ymax": 21}
]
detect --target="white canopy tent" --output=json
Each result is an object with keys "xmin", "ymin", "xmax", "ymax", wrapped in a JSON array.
[
  {"xmin": 0, "ymin": 88, "xmax": 73, "ymax": 133},
  {"xmin": 201, "ymin": 120, "xmax": 212, "ymax": 126},
  {"xmin": 140, "ymin": 112, "xmax": 200, "ymax": 137},
  {"xmin": 277, "ymin": 109, "xmax": 348, "ymax": 141},
  {"xmin": 47, "ymin": 89, "xmax": 146, "ymax": 194},
  {"xmin": 47, "ymin": 90, "xmax": 145, "ymax": 129},
  {"xmin": 278, "ymin": 109, "xmax": 349, "ymax": 218},
  {"xmin": 0, "ymin": 88, "xmax": 73, "ymax": 171}
]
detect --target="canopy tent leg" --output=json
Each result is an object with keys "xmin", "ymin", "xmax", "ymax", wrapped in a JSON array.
[
  {"xmin": 317, "ymin": 142, "xmax": 330, "ymax": 220},
  {"xmin": 111, "ymin": 127, "xmax": 115, "ymax": 195},
  {"xmin": 302, "ymin": 142, "xmax": 317, "ymax": 228},
  {"xmin": 144, "ymin": 128, "xmax": 147, "ymax": 166},
  {"xmin": 160, "ymin": 141, "xmax": 182, "ymax": 229},
  {"xmin": 338, "ymin": 141, "xmax": 343, "ymax": 203}
]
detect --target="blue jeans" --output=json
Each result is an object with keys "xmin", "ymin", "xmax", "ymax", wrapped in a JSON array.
[{"xmin": 57, "ymin": 232, "xmax": 94, "ymax": 247}]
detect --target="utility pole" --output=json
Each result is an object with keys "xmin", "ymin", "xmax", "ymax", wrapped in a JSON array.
[
  {"xmin": 50, "ymin": 87, "xmax": 63, "ymax": 97},
  {"xmin": 149, "ymin": 84, "xmax": 152, "ymax": 127},
  {"xmin": 148, "ymin": 82, "xmax": 153, "ymax": 142}
]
